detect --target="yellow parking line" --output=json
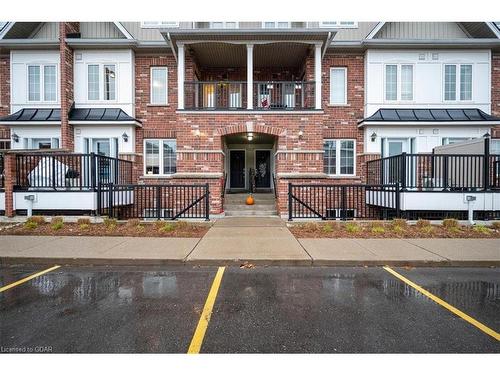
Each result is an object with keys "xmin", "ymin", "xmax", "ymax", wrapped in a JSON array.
[
  {"xmin": 188, "ymin": 266, "xmax": 225, "ymax": 354},
  {"xmin": 383, "ymin": 266, "xmax": 500, "ymax": 341},
  {"xmin": 0, "ymin": 265, "xmax": 61, "ymax": 293}
]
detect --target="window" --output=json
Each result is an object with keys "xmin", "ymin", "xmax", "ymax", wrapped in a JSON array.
[
  {"xmin": 330, "ymin": 67, "xmax": 347, "ymax": 105},
  {"xmin": 144, "ymin": 139, "xmax": 176, "ymax": 175},
  {"xmin": 210, "ymin": 22, "xmax": 238, "ymax": 29},
  {"xmin": 320, "ymin": 22, "xmax": 358, "ymax": 28},
  {"xmin": 88, "ymin": 65, "xmax": 100, "ymax": 100},
  {"xmin": 385, "ymin": 65, "xmax": 397, "ymax": 101},
  {"xmin": 444, "ymin": 64, "xmax": 472, "ymax": 101},
  {"xmin": 262, "ymin": 22, "xmax": 291, "ymax": 28},
  {"xmin": 150, "ymin": 67, "xmax": 168, "ymax": 105},
  {"xmin": 141, "ymin": 22, "xmax": 179, "ymax": 28},
  {"xmin": 324, "ymin": 139, "xmax": 355, "ymax": 176},
  {"xmin": 441, "ymin": 137, "xmax": 473, "ymax": 145},
  {"xmin": 385, "ymin": 64, "xmax": 413, "ymax": 101},
  {"xmin": 26, "ymin": 138, "xmax": 60, "ymax": 150},
  {"xmin": 491, "ymin": 139, "xmax": 500, "ymax": 154},
  {"xmin": 0, "ymin": 139, "xmax": 11, "ymax": 150},
  {"xmin": 88, "ymin": 64, "xmax": 117, "ymax": 101},
  {"xmin": 27, "ymin": 64, "xmax": 57, "ymax": 102}
]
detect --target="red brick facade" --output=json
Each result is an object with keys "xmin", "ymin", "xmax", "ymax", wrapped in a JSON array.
[
  {"xmin": 492, "ymin": 52, "xmax": 500, "ymax": 138},
  {"xmin": 0, "ymin": 53, "xmax": 10, "ymax": 140}
]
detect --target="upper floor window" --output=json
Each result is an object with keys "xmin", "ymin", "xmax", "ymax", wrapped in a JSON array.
[
  {"xmin": 324, "ymin": 139, "xmax": 355, "ymax": 176},
  {"xmin": 330, "ymin": 67, "xmax": 347, "ymax": 105},
  {"xmin": 144, "ymin": 139, "xmax": 176, "ymax": 175},
  {"xmin": 444, "ymin": 64, "xmax": 472, "ymax": 101},
  {"xmin": 28, "ymin": 64, "xmax": 57, "ymax": 102},
  {"xmin": 320, "ymin": 22, "xmax": 358, "ymax": 28},
  {"xmin": 141, "ymin": 22, "xmax": 179, "ymax": 28},
  {"xmin": 87, "ymin": 64, "xmax": 116, "ymax": 101},
  {"xmin": 150, "ymin": 67, "xmax": 168, "ymax": 105},
  {"xmin": 210, "ymin": 22, "xmax": 238, "ymax": 29},
  {"xmin": 385, "ymin": 64, "xmax": 414, "ymax": 101},
  {"xmin": 262, "ymin": 22, "xmax": 291, "ymax": 29}
]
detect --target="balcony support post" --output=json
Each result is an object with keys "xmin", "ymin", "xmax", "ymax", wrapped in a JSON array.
[
  {"xmin": 314, "ymin": 44, "xmax": 322, "ymax": 110},
  {"xmin": 177, "ymin": 43, "xmax": 185, "ymax": 110},
  {"xmin": 247, "ymin": 44, "xmax": 254, "ymax": 110}
]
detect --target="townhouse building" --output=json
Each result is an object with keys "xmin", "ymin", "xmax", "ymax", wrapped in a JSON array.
[{"xmin": 0, "ymin": 21, "xmax": 499, "ymax": 219}]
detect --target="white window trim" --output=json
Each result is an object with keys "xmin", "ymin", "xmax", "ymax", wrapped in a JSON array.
[
  {"xmin": 150, "ymin": 67, "xmax": 169, "ymax": 105},
  {"xmin": 329, "ymin": 67, "xmax": 347, "ymax": 106},
  {"xmin": 86, "ymin": 63, "xmax": 118, "ymax": 102},
  {"xmin": 320, "ymin": 22, "xmax": 358, "ymax": 28},
  {"xmin": 209, "ymin": 22, "xmax": 240, "ymax": 29},
  {"xmin": 443, "ymin": 63, "xmax": 474, "ymax": 103},
  {"xmin": 26, "ymin": 64, "xmax": 58, "ymax": 103},
  {"xmin": 383, "ymin": 63, "xmax": 415, "ymax": 103},
  {"xmin": 261, "ymin": 22, "xmax": 291, "ymax": 29},
  {"xmin": 143, "ymin": 139, "xmax": 177, "ymax": 176},
  {"xmin": 324, "ymin": 139, "xmax": 356, "ymax": 177},
  {"xmin": 141, "ymin": 22, "xmax": 179, "ymax": 29}
]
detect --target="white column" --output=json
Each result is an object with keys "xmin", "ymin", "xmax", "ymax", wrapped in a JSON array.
[
  {"xmin": 177, "ymin": 44, "xmax": 185, "ymax": 110},
  {"xmin": 314, "ymin": 44, "xmax": 322, "ymax": 110},
  {"xmin": 247, "ymin": 44, "xmax": 254, "ymax": 110}
]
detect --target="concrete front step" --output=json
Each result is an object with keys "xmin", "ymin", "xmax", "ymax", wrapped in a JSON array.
[
  {"xmin": 224, "ymin": 195, "xmax": 276, "ymax": 204},
  {"xmin": 224, "ymin": 204, "xmax": 276, "ymax": 211},
  {"xmin": 225, "ymin": 210, "xmax": 278, "ymax": 217}
]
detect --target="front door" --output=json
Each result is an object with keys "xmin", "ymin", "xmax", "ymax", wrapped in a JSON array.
[
  {"xmin": 255, "ymin": 150, "xmax": 271, "ymax": 188},
  {"xmin": 230, "ymin": 150, "xmax": 245, "ymax": 189}
]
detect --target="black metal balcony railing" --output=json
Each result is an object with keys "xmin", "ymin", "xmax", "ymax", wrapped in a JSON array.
[
  {"xmin": 366, "ymin": 153, "xmax": 500, "ymax": 191},
  {"xmin": 184, "ymin": 80, "xmax": 315, "ymax": 110},
  {"xmin": 0, "ymin": 153, "xmax": 4, "ymax": 189}
]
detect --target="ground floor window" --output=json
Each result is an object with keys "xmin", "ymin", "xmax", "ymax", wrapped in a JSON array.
[
  {"xmin": 144, "ymin": 139, "xmax": 176, "ymax": 175},
  {"xmin": 83, "ymin": 138, "xmax": 118, "ymax": 157},
  {"xmin": 0, "ymin": 139, "xmax": 11, "ymax": 150},
  {"xmin": 23, "ymin": 137, "xmax": 60, "ymax": 149},
  {"xmin": 323, "ymin": 139, "xmax": 355, "ymax": 176},
  {"xmin": 441, "ymin": 137, "xmax": 474, "ymax": 145}
]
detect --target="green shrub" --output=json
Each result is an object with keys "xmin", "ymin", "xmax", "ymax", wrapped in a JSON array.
[
  {"xmin": 416, "ymin": 219, "xmax": 431, "ymax": 229},
  {"xmin": 345, "ymin": 222, "xmax": 360, "ymax": 233},
  {"xmin": 371, "ymin": 225, "xmax": 385, "ymax": 234},
  {"xmin": 473, "ymin": 225, "xmax": 491, "ymax": 235},
  {"xmin": 103, "ymin": 218, "xmax": 117, "ymax": 230},
  {"xmin": 392, "ymin": 225, "xmax": 406, "ymax": 234},
  {"xmin": 391, "ymin": 218, "xmax": 407, "ymax": 228},
  {"xmin": 442, "ymin": 218, "xmax": 459, "ymax": 229},
  {"xmin": 322, "ymin": 223, "xmax": 334, "ymax": 233},
  {"xmin": 50, "ymin": 217, "xmax": 64, "ymax": 230},
  {"xmin": 79, "ymin": 223, "xmax": 90, "ymax": 230},
  {"xmin": 77, "ymin": 217, "xmax": 91, "ymax": 226},
  {"xmin": 419, "ymin": 225, "xmax": 434, "ymax": 235},
  {"xmin": 28, "ymin": 216, "xmax": 46, "ymax": 225},
  {"xmin": 24, "ymin": 221, "xmax": 38, "ymax": 230},
  {"xmin": 159, "ymin": 223, "xmax": 175, "ymax": 232},
  {"xmin": 136, "ymin": 224, "xmax": 145, "ymax": 232}
]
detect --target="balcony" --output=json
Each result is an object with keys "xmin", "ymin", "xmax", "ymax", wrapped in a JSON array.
[{"xmin": 184, "ymin": 81, "xmax": 315, "ymax": 111}]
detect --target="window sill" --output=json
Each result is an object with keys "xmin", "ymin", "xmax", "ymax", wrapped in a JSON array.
[
  {"xmin": 147, "ymin": 104, "xmax": 170, "ymax": 107},
  {"xmin": 325, "ymin": 175, "xmax": 359, "ymax": 179},
  {"xmin": 327, "ymin": 103, "xmax": 350, "ymax": 107},
  {"xmin": 140, "ymin": 174, "xmax": 175, "ymax": 179}
]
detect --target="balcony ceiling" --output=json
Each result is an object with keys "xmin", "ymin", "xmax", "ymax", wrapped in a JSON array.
[
  {"xmin": 189, "ymin": 42, "xmax": 310, "ymax": 68},
  {"xmin": 224, "ymin": 132, "xmax": 277, "ymax": 145}
]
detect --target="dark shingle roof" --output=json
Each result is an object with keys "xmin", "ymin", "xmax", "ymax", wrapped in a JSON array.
[
  {"xmin": 0, "ymin": 107, "xmax": 141, "ymax": 123},
  {"xmin": 360, "ymin": 108, "xmax": 500, "ymax": 124}
]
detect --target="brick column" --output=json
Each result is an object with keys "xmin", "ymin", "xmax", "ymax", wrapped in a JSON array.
[
  {"xmin": 59, "ymin": 22, "xmax": 79, "ymax": 150},
  {"xmin": 0, "ymin": 52, "xmax": 11, "ymax": 140},
  {"xmin": 4, "ymin": 153, "xmax": 16, "ymax": 217}
]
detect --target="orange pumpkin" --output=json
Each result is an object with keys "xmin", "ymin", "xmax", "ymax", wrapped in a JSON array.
[{"xmin": 245, "ymin": 195, "xmax": 255, "ymax": 205}]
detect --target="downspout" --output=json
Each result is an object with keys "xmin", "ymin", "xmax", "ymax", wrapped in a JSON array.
[
  {"xmin": 167, "ymin": 32, "xmax": 177, "ymax": 62},
  {"xmin": 322, "ymin": 32, "xmax": 335, "ymax": 59}
]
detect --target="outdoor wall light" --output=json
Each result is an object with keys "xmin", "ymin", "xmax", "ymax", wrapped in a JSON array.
[
  {"xmin": 122, "ymin": 132, "xmax": 129, "ymax": 142},
  {"xmin": 11, "ymin": 132, "xmax": 19, "ymax": 143},
  {"xmin": 371, "ymin": 132, "xmax": 377, "ymax": 142},
  {"xmin": 194, "ymin": 129, "xmax": 201, "ymax": 137},
  {"xmin": 483, "ymin": 132, "xmax": 491, "ymax": 138},
  {"xmin": 298, "ymin": 129, "xmax": 304, "ymax": 139},
  {"xmin": 247, "ymin": 132, "xmax": 253, "ymax": 141}
]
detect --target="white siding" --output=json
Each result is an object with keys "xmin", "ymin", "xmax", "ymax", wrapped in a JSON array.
[
  {"xmin": 375, "ymin": 22, "xmax": 468, "ymax": 39},
  {"xmin": 73, "ymin": 125, "xmax": 136, "ymax": 154},
  {"xmin": 73, "ymin": 49, "xmax": 135, "ymax": 115},
  {"xmin": 10, "ymin": 50, "xmax": 61, "ymax": 112},
  {"xmin": 365, "ymin": 49, "xmax": 491, "ymax": 116},
  {"xmin": 10, "ymin": 126, "xmax": 60, "ymax": 150}
]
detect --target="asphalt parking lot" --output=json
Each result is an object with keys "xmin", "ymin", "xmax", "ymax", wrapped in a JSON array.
[{"xmin": 0, "ymin": 265, "xmax": 498, "ymax": 353}]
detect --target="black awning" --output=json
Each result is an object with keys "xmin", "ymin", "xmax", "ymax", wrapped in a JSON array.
[
  {"xmin": 359, "ymin": 108, "xmax": 500, "ymax": 125},
  {"xmin": 0, "ymin": 107, "xmax": 141, "ymax": 124},
  {"xmin": 0, "ymin": 108, "xmax": 61, "ymax": 122}
]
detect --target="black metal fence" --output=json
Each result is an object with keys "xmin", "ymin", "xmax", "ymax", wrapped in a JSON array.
[
  {"xmin": 366, "ymin": 153, "xmax": 500, "ymax": 191},
  {"xmin": 0, "ymin": 153, "xmax": 4, "ymax": 189},
  {"xmin": 253, "ymin": 81, "xmax": 315, "ymax": 110},
  {"xmin": 184, "ymin": 81, "xmax": 247, "ymax": 110},
  {"xmin": 98, "ymin": 183, "xmax": 210, "ymax": 220},
  {"xmin": 15, "ymin": 152, "xmax": 133, "ymax": 191},
  {"xmin": 288, "ymin": 183, "xmax": 400, "ymax": 220}
]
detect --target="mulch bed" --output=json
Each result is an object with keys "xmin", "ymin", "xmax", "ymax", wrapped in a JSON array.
[
  {"xmin": 0, "ymin": 221, "xmax": 211, "ymax": 238},
  {"xmin": 289, "ymin": 221, "xmax": 500, "ymax": 239}
]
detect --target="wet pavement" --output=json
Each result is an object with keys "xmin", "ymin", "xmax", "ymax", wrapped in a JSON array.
[{"xmin": 0, "ymin": 265, "xmax": 498, "ymax": 353}]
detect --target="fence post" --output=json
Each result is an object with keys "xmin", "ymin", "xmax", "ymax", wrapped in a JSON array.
[
  {"xmin": 108, "ymin": 182, "xmax": 114, "ymax": 218},
  {"xmin": 341, "ymin": 185, "xmax": 347, "ymax": 221},
  {"xmin": 483, "ymin": 137, "xmax": 490, "ymax": 191},
  {"xmin": 288, "ymin": 182, "xmax": 293, "ymax": 221},
  {"xmin": 156, "ymin": 185, "xmax": 161, "ymax": 220},
  {"xmin": 90, "ymin": 152, "xmax": 96, "ymax": 191},
  {"xmin": 400, "ymin": 153, "xmax": 407, "ymax": 191},
  {"xmin": 443, "ymin": 155, "xmax": 449, "ymax": 191},
  {"xmin": 51, "ymin": 156, "xmax": 56, "ymax": 189},
  {"xmin": 96, "ymin": 179, "xmax": 101, "ymax": 216},
  {"xmin": 395, "ymin": 182, "xmax": 400, "ymax": 218},
  {"xmin": 205, "ymin": 183, "xmax": 210, "ymax": 221}
]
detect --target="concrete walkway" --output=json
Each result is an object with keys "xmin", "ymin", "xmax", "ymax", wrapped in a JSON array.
[{"xmin": 0, "ymin": 217, "xmax": 499, "ymax": 266}]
